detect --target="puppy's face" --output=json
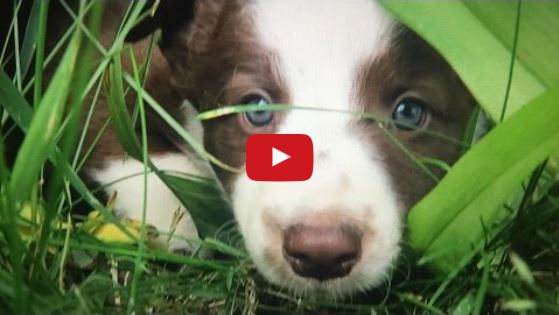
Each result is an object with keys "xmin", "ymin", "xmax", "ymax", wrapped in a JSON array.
[{"xmin": 164, "ymin": 0, "xmax": 474, "ymax": 296}]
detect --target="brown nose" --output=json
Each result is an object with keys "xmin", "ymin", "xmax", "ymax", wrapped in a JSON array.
[{"xmin": 283, "ymin": 224, "xmax": 361, "ymax": 281}]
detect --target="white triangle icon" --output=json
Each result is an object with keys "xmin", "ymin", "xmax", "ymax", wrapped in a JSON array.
[{"xmin": 272, "ymin": 147, "xmax": 291, "ymax": 167}]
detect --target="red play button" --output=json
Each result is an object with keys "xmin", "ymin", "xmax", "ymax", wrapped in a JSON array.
[{"xmin": 246, "ymin": 134, "xmax": 313, "ymax": 181}]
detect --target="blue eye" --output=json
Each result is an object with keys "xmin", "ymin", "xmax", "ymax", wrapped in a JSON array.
[
  {"xmin": 243, "ymin": 94, "xmax": 273, "ymax": 126},
  {"xmin": 392, "ymin": 98, "xmax": 427, "ymax": 131}
]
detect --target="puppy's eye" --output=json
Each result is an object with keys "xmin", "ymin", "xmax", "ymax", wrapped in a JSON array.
[
  {"xmin": 392, "ymin": 98, "xmax": 428, "ymax": 131},
  {"xmin": 242, "ymin": 94, "xmax": 274, "ymax": 126}
]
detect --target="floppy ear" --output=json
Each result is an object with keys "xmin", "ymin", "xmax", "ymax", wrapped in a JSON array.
[{"xmin": 125, "ymin": 0, "xmax": 195, "ymax": 48}]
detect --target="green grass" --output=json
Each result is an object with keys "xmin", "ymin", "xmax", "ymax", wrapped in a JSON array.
[{"xmin": 0, "ymin": 1, "xmax": 558, "ymax": 314}]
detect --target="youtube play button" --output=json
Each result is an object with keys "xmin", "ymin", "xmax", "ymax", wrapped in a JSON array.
[
  {"xmin": 272, "ymin": 147, "xmax": 291, "ymax": 167},
  {"xmin": 246, "ymin": 134, "xmax": 313, "ymax": 181}
]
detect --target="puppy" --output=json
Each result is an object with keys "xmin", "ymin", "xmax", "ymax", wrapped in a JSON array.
[{"xmin": 85, "ymin": 0, "xmax": 475, "ymax": 296}]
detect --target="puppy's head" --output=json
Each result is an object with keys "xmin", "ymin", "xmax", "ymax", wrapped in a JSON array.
[{"xmin": 134, "ymin": 0, "xmax": 474, "ymax": 296}]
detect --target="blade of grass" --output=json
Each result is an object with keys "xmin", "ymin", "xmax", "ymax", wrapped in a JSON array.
[
  {"xmin": 26, "ymin": 2, "xmax": 96, "ymax": 283},
  {"xmin": 472, "ymin": 255, "xmax": 491, "ymax": 315},
  {"xmin": 197, "ymin": 104, "xmax": 468, "ymax": 148},
  {"xmin": 47, "ymin": 238, "xmax": 232, "ymax": 270},
  {"xmin": 499, "ymin": 0, "xmax": 522, "ymax": 122},
  {"xmin": 0, "ymin": 71, "xmax": 33, "ymax": 130},
  {"xmin": 126, "ymin": 44, "xmax": 149, "ymax": 314},
  {"xmin": 9, "ymin": 8, "xmax": 82, "ymax": 204},
  {"xmin": 20, "ymin": 1, "xmax": 94, "ymax": 95},
  {"xmin": 71, "ymin": 79, "xmax": 104, "ymax": 169},
  {"xmin": 105, "ymin": 57, "xmax": 141, "ymax": 159},
  {"xmin": 0, "ymin": 1, "xmax": 17, "ymax": 67},
  {"xmin": 379, "ymin": 123, "xmax": 440, "ymax": 182},
  {"xmin": 32, "ymin": 0, "xmax": 49, "ymax": 106},
  {"xmin": 461, "ymin": 106, "xmax": 481, "ymax": 155},
  {"xmin": 19, "ymin": 0, "xmax": 42, "ymax": 80},
  {"xmin": 0, "ymin": 124, "xmax": 27, "ymax": 314},
  {"xmin": 57, "ymin": 0, "xmax": 107, "ymax": 55},
  {"xmin": 11, "ymin": 0, "xmax": 22, "ymax": 90},
  {"xmin": 38, "ymin": 0, "xmax": 104, "ymax": 273}
]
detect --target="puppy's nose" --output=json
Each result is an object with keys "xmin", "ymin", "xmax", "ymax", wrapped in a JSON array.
[{"xmin": 283, "ymin": 224, "xmax": 361, "ymax": 281}]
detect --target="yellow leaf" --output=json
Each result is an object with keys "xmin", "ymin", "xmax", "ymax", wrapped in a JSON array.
[{"xmin": 91, "ymin": 223, "xmax": 140, "ymax": 244}]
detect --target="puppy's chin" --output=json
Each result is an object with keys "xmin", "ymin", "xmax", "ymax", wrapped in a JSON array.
[{"xmin": 261, "ymin": 251, "xmax": 400, "ymax": 298}]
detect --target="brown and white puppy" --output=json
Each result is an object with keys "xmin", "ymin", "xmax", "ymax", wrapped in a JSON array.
[{"xmin": 86, "ymin": 0, "xmax": 474, "ymax": 297}]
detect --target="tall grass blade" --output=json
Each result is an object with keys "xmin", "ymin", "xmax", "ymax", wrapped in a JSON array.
[
  {"xmin": 19, "ymin": 0, "xmax": 42, "ymax": 79},
  {"xmin": 0, "ymin": 71, "xmax": 33, "ymax": 130},
  {"xmin": 105, "ymin": 55, "xmax": 142, "ymax": 159},
  {"xmin": 0, "ymin": 118, "xmax": 26, "ymax": 314},
  {"xmin": 9, "ymin": 12, "xmax": 83, "ymax": 204},
  {"xmin": 32, "ymin": 0, "xmax": 49, "ymax": 106}
]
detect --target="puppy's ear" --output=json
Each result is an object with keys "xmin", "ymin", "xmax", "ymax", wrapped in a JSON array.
[{"xmin": 125, "ymin": 0, "xmax": 195, "ymax": 47}]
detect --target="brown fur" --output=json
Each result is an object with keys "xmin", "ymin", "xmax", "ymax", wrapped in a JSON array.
[
  {"xmin": 82, "ymin": 3, "xmax": 185, "ymax": 170},
  {"xmin": 160, "ymin": 0, "xmax": 290, "ymax": 191},
  {"xmin": 354, "ymin": 27, "xmax": 474, "ymax": 208}
]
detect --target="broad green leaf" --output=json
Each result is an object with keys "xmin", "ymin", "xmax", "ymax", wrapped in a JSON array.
[
  {"xmin": 380, "ymin": 0, "xmax": 559, "ymax": 120},
  {"xmin": 464, "ymin": 1, "xmax": 559, "ymax": 87},
  {"xmin": 408, "ymin": 88, "xmax": 559, "ymax": 272}
]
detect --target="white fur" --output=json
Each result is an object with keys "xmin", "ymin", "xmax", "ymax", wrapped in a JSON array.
[
  {"xmin": 89, "ymin": 102, "xmax": 211, "ymax": 251},
  {"xmin": 252, "ymin": 0, "xmax": 391, "ymax": 112},
  {"xmin": 231, "ymin": 0, "xmax": 402, "ymax": 295},
  {"xmin": 90, "ymin": 153, "xmax": 201, "ymax": 251}
]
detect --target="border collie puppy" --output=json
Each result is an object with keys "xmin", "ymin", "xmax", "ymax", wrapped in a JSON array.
[{"xmin": 85, "ymin": 0, "xmax": 474, "ymax": 296}]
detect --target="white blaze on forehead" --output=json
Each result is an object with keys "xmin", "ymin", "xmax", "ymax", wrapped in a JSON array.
[{"xmin": 252, "ymin": 0, "xmax": 393, "ymax": 111}]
